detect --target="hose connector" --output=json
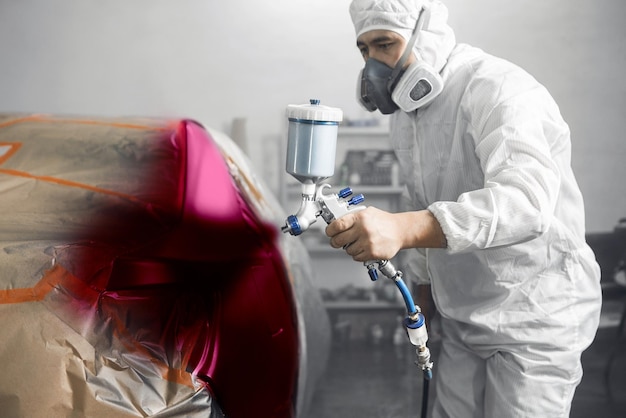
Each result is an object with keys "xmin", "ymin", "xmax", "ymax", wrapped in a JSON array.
[
  {"xmin": 416, "ymin": 345, "xmax": 433, "ymax": 380},
  {"xmin": 404, "ymin": 313, "xmax": 433, "ymax": 380}
]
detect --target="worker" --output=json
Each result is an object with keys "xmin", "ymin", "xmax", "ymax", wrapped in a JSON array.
[{"xmin": 325, "ymin": 0, "xmax": 603, "ymax": 416}]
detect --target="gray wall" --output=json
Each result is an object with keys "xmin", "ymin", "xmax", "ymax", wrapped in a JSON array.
[{"xmin": 1, "ymin": 0, "xmax": 624, "ymax": 233}]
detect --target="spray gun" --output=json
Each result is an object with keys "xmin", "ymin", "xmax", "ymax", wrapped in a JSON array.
[{"xmin": 280, "ymin": 99, "xmax": 433, "ymax": 382}]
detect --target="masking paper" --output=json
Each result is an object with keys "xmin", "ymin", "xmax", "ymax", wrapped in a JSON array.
[{"xmin": 0, "ymin": 114, "xmax": 330, "ymax": 417}]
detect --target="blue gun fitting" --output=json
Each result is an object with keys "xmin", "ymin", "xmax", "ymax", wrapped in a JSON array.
[
  {"xmin": 348, "ymin": 194, "xmax": 365, "ymax": 206},
  {"xmin": 285, "ymin": 215, "xmax": 302, "ymax": 236},
  {"xmin": 338, "ymin": 187, "xmax": 353, "ymax": 198},
  {"xmin": 368, "ymin": 267, "xmax": 379, "ymax": 281}
]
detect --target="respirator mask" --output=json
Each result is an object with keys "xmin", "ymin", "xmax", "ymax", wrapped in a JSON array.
[{"xmin": 357, "ymin": 6, "xmax": 443, "ymax": 114}]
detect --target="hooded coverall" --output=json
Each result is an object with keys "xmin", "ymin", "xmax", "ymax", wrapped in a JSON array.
[{"xmin": 380, "ymin": 2, "xmax": 603, "ymax": 417}]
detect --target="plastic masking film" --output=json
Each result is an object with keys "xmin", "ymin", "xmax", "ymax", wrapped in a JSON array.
[{"xmin": 0, "ymin": 114, "xmax": 330, "ymax": 418}]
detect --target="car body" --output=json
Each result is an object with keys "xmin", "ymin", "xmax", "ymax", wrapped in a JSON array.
[{"xmin": 0, "ymin": 114, "xmax": 330, "ymax": 417}]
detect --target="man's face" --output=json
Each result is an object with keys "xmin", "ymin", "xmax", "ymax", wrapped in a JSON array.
[{"xmin": 356, "ymin": 29, "xmax": 415, "ymax": 68}]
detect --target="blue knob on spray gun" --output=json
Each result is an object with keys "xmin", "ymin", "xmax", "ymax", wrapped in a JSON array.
[
  {"xmin": 338, "ymin": 187, "xmax": 365, "ymax": 207},
  {"xmin": 338, "ymin": 187, "xmax": 353, "ymax": 198},
  {"xmin": 348, "ymin": 194, "xmax": 365, "ymax": 206},
  {"xmin": 285, "ymin": 215, "xmax": 303, "ymax": 236}
]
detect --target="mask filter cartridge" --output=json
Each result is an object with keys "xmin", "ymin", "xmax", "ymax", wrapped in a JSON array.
[{"xmin": 391, "ymin": 61, "xmax": 443, "ymax": 111}]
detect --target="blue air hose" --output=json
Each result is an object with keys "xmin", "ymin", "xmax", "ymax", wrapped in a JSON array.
[{"xmin": 393, "ymin": 276, "xmax": 418, "ymax": 316}]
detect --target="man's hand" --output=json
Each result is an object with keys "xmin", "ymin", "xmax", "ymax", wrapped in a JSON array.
[{"xmin": 325, "ymin": 207, "xmax": 447, "ymax": 262}]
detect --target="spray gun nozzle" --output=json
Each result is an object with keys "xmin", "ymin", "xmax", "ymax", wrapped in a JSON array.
[{"xmin": 282, "ymin": 215, "xmax": 303, "ymax": 235}]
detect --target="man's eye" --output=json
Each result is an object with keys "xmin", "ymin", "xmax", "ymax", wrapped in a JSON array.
[{"xmin": 378, "ymin": 43, "xmax": 392, "ymax": 50}]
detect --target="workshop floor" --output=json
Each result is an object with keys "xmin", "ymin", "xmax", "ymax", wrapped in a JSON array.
[{"xmin": 303, "ymin": 297, "xmax": 626, "ymax": 418}]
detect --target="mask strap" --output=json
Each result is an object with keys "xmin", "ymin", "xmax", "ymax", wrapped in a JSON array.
[{"xmin": 388, "ymin": 6, "xmax": 430, "ymax": 89}]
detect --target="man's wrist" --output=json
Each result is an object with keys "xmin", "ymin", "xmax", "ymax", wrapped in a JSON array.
[{"xmin": 400, "ymin": 210, "xmax": 447, "ymax": 249}]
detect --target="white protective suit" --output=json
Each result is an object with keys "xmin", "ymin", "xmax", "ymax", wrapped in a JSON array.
[{"xmin": 350, "ymin": 0, "xmax": 603, "ymax": 417}]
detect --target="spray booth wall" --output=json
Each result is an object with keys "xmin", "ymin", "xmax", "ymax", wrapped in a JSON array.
[{"xmin": 0, "ymin": 0, "xmax": 624, "ymax": 233}]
